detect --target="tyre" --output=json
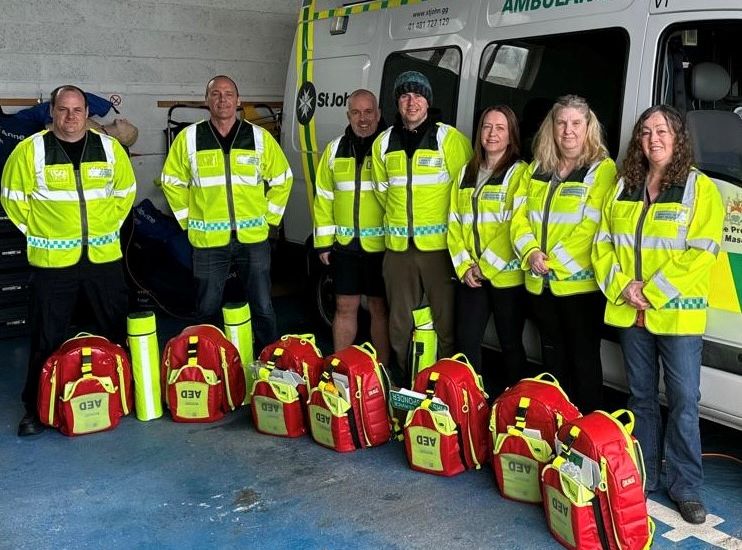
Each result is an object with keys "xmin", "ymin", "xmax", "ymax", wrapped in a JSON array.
[
  {"xmin": 312, "ymin": 263, "xmax": 335, "ymax": 328},
  {"xmin": 305, "ymin": 237, "xmax": 334, "ymax": 332}
]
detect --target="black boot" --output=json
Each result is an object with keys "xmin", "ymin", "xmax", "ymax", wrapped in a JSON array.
[{"xmin": 17, "ymin": 413, "xmax": 45, "ymax": 437}]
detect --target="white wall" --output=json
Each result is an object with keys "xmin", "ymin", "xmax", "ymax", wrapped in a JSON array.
[{"xmin": 0, "ymin": 0, "xmax": 301, "ymax": 209}]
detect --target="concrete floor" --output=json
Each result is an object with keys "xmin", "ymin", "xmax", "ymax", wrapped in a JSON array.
[{"xmin": 1, "ymin": 292, "xmax": 741, "ymax": 549}]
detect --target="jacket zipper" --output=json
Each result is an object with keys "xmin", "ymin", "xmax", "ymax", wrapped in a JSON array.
[
  {"xmin": 633, "ymin": 188, "xmax": 652, "ymax": 326},
  {"xmin": 353, "ymin": 147, "xmax": 362, "ymax": 241},
  {"xmin": 58, "ymin": 134, "xmax": 90, "ymax": 250},
  {"xmin": 634, "ymin": 188, "xmax": 651, "ymax": 281},
  {"xmin": 541, "ymin": 176, "xmax": 561, "ymax": 254},
  {"xmin": 472, "ymin": 184, "xmax": 484, "ymax": 257},
  {"xmin": 209, "ymin": 121, "xmax": 241, "ymax": 232},
  {"xmin": 406, "ymin": 156, "xmax": 414, "ymax": 243}
]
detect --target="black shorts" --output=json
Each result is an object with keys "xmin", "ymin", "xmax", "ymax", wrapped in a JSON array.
[{"xmin": 331, "ymin": 247, "xmax": 386, "ymax": 297}]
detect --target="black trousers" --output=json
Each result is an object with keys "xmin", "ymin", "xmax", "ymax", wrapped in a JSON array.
[
  {"xmin": 22, "ymin": 258, "xmax": 129, "ymax": 413},
  {"xmin": 455, "ymin": 282, "xmax": 528, "ymax": 392},
  {"xmin": 528, "ymin": 289, "xmax": 605, "ymax": 412}
]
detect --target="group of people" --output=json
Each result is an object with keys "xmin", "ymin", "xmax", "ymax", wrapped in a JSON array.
[
  {"xmin": 315, "ymin": 71, "xmax": 723, "ymax": 525},
  {"xmin": 1, "ymin": 76, "xmax": 293, "ymax": 442},
  {"xmin": 0, "ymin": 71, "xmax": 724, "ymax": 525}
]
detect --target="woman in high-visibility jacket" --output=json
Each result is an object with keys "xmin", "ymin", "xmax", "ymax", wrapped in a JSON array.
[
  {"xmin": 448, "ymin": 105, "xmax": 528, "ymax": 389},
  {"xmin": 510, "ymin": 95, "xmax": 616, "ymax": 412},
  {"xmin": 592, "ymin": 105, "xmax": 723, "ymax": 525}
]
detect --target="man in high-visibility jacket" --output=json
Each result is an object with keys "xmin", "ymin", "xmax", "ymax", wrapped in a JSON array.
[
  {"xmin": 313, "ymin": 89, "xmax": 389, "ymax": 365},
  {"xmin": 1, "ymin": 85, "xmax": 136, "ymax": 436},
  {"xmin": 372, "ymin": 71, "xmax": 473, "ymax": 383},
  {"xmin": 161, "ymin": 75, "xmax": 292, "ymax": 351}
]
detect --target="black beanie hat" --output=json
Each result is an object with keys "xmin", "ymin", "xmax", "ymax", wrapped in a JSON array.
[{"xmin": 393, "ymin": 71, "xmax": 433, "ymax": 106}]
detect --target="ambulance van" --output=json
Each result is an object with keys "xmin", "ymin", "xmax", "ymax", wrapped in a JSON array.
[{"xmin": 280, "ymin": 0, "xmax": 742, "ymax": 430}]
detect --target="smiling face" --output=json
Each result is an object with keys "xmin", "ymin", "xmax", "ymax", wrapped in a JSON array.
[
  {"xmin": 51, "ymin": 89, "xmax": 88, "ymax": 142},
  {"xmin": 347, "ymin": 92, "xmax": 380, "ymax": 138},
  {"xmin": 640, "ymin": 111, "xmax": 675, "ymax": 171},
  {"xmin": 206, "ymin": 77, "xmax": 239, "ymax": 124},
  {"xmin": 480, "ymin": 110, "xmax": 510, "ymax": 163},
  {"xmin": 554, "ymin": 106, "xmax": 588, "ymax": 160},
  {"xmin": 398, "ymin": 92, "xmax": 428, "ymax": 130}
]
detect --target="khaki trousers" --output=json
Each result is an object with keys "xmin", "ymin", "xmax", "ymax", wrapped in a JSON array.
[{"xmin": 383, "ymin": 247, "xmax": 455, "ymax": 383}]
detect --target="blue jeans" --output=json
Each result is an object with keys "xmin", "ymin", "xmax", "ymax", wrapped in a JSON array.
[
  {"xmin": 192, "ymin": 238, "xmax": 277, "ymax": 351},
  {"xmin": 619, "ymin": 327, "xmax": 703, "ymax": 501}
]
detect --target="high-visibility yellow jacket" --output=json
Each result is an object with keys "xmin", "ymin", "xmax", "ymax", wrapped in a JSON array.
[
  {"xmin": 448, "ymin": 160, "xmax": 527, "ymax": 287},
  {"xmin": 510, "ymin": 158, "xmax": 617, "ymax": 295},
  {"xmin": 313, "ymin": 128, "xmax": 384, "ymax": 252},
  {"xmin": 592, "ymin": 169, "xmax": 723, "ymax": 335},
  {"xmin": 160, "ymin": 120, "xmax": 292, "ymax": 248},
  {"xmin": 372, "ymin": 122, "xmax": 473, "ymax": 252},
  {"xmin": 0, "ymin": 129, "xmax": 136, "ymax": 268}
]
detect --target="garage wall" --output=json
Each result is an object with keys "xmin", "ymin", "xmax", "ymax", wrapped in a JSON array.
[{"xmin": 0, "ymin": 0, "xmax": 301, "ymax": 208}]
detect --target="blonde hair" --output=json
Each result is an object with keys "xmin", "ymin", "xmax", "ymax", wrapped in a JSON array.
[{"xmin": 532, "ymin": 95, "xmax": 608, "ymax": 173}]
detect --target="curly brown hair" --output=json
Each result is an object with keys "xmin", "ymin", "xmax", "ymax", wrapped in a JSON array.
[{"xmin": 620, "ymin": 105, "xmax": 694, "ymax": 192}]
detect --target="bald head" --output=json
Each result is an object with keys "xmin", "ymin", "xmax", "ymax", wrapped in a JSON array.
[
  {"xmin": 347, "ymin": 89, "xmax": 380, "ymax": 138},
  {"xmin": 205, "ymin": 75, "xmax": 240, "ymax": 125}
]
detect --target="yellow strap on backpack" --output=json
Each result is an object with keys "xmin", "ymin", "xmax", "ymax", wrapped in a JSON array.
[
  {"xmin": 81, "ymin": 347, "xmax": 93, "ymax": 378},
  {"xmin": 514, "ymin": 396, "xmax": 530, "ymax": 431},
  {"xmin": 187, "ymin": 335, "xmax": 199, "ymax": 366}
]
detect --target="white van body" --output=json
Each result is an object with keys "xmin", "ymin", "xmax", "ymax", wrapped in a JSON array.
[{"xmin": 281, "ymin": 0, "xmax": 742, "ymax": 431}]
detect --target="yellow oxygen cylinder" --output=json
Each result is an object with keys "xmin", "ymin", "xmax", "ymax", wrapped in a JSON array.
[
  {"xmin": 223, "ymin": 302, "xmax": 254, "ymax": 405},
  {"xmin": 410, "ymin": 306, "xmax": 437, "ymax": 386},
  {"xmin": 127, "ymin": 311, "xmax": 163, "ymax": 421}
]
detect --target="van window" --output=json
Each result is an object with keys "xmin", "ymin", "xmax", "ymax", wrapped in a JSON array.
[
  {"xmin": 476, "ymin": 29, "xmax": 628, "ymax": 161},
  {"xmin": 657, "ymin": 21, "xmax": 742, "ymax": 186},
  {"xmin": 379, "ymin": 47, "xmax": 462, "ymax": 127}
]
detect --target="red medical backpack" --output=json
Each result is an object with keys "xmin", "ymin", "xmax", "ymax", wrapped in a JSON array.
[
  {"xmin": 404, "ymin": 355, "xmax": 490, "ymax": 476},
  {"xmin": 37, "ymin": 334, "xmax": 133, "ymax": 436},
  {"xmin": 541, "ymin": 410, "xmax": 654, "ymax": 550},
  {"xmin": 250, "ymin": 334, "xmax": 324, "ymax": 437},
  {"xmin": 161, "ymin": 325, "xmax": 245, "ymax": 423},
  {"xmin": 308, "ymin": 343, "xmax": 391, "ymax": 452},
  {"xmin": 490, "ymin": 373, "xmax": 581, "ymax": 503}
]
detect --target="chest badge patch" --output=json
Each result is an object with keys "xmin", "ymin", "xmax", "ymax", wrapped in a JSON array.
[{"xmin": 417, "ymin": 156, "xmax": 443, "ymax": 168}]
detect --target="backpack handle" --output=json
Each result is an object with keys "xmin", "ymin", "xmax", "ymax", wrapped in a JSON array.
[
  {"xmin": 450, "ymin": 352, "xmax": 471, "ymax": 365},
  {"xmin": 533, "ymin": 372, "xmax": 560, "ymax": 385},
  {"xmin": 610, "ymin": 409, "xmax": 635, "ymax": 434},
  {"xmin": 195, "ymin": 323, "xmax": 228, "ymax": 338},
  {"xmin": 358, "ymin": 341, "xmax": 377, "ymax": 358},
  {"xmin": 61, "ymin": 332, "xmax": 96, "ymax": 346},
  {"xmin": 282, "ymin": 333, "xmax": 316, "ymax": 345}
]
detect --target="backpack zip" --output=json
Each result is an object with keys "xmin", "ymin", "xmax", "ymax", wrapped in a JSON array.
[
  {"xmin": 355, "ymin": 374, "xmax": 372, "ymax": 447},
  {"xmin": 220, "ymin": 347, "xmax": 235, "ymax": 410},
  {"xmin": 48, "ymin": 362, "xmax": 58, "ymax": 425},
  {"xmin": 462, "ymin": 389, "xmax": 480, "ymax": 469},
  {"xmin": 115, "ymin": 355, "xmax": 129, "ymax": 416},
  {"xmin": 599, "ymin": 456, "xmax": 620, "ymax": 549}
]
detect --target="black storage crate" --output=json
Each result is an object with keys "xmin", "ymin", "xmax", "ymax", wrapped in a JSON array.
[{"xmin": 0, "ymin": 270, "xmax": 30, "ymax": 306}]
